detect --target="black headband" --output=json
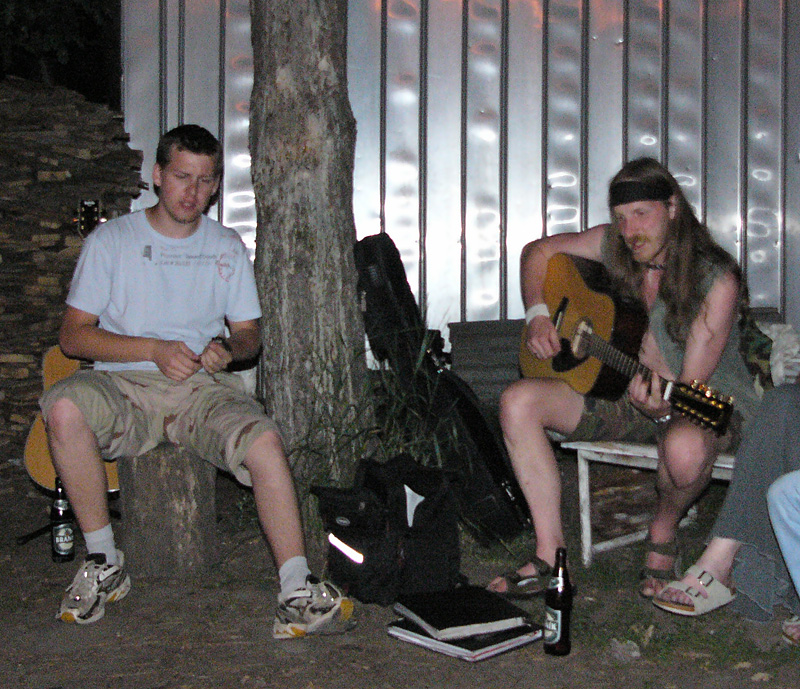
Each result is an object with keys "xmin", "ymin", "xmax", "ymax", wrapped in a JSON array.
[{"xmin": 609, "ymin": 180, "xmax": 673, "ymax": 207}]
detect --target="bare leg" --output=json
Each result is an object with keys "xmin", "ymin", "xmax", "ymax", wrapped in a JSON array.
[
  {"xmin": 641, "ymin": 418, "xmax": 719, "ymax": 597},
  {"xmin": 45, "ymin": 398, "xmax": 110, "ymax": 533},
  {"xmin": 243, "ymin": 430, "xmax": 305, "ymax": 569},
  {"xmin": 488, "ymin": 378, "xmax": 584, "ymax": 592}
]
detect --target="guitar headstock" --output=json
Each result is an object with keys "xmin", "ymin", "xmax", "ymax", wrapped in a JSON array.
[
  {"xmin": 670, "ymin": 381, "xmax": 734, "ymax": 437},
  {"xmin": 75, "ymin": 200, "xmax": 104, "ymax": 237}
]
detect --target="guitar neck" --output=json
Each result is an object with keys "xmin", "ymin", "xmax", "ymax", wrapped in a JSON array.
[
  {"xmin": 583, "ymin": 331, "xmax": 678, "ymax": 400},
  {"xmin": 585, "ymin": 331, "xmax": 648, "ymax": 382}
]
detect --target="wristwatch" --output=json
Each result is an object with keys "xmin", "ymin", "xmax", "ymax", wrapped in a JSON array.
[{"xmin": 212, "ymin": 336, "xmax": 233, "ymax": 355}]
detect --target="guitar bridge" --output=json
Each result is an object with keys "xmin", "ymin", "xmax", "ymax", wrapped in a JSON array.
[{"xmin": 571, "ymin": 319, "xmax": 593, "ymax": 359}]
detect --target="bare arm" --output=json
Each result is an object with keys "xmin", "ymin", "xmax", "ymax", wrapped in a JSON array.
[
  {"xmin": 678, "ymin": 269, "xmax": 741, "ymax": 384},
  {"xmin": 521, "ymin": 225, "xmax": 608, "ymax": 359},
  {"xmin": 59, "ymin": 306, "xmax": 162, "ymax": 364},
  {"xmin": 58, "ymin": 306, "xmax": 239, "ymax": 382},
  {"xmin": 629, "ymin": 269, "xmax": 741, "ymax": 418},
  {"xmin": 199, "ymin": 319, "xmax": 261, "ymax": 375}
]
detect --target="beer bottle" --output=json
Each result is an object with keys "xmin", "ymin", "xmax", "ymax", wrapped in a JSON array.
[
  {"xmin": 543, "ymin": 547, "xmax": 572, "ymax": 656},
  {"xmin": 51, "ymin": 478, "xmax": 75, "ymax": 562}
]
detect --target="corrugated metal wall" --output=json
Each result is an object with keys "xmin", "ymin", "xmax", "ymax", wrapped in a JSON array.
[{"xmin": 122, "ymin": 0, "xmax": 800, "ymax": 336}]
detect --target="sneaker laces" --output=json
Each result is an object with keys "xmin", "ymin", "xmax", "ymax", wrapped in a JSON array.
[{"xmin": 66, "ymin": 554, "xmax": 114, "ymax": 599}]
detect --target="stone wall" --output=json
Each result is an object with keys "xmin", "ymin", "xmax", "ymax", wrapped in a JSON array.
[{"xmin": 0, "ymin": 77, "xmax": 144, "ymax": 459}]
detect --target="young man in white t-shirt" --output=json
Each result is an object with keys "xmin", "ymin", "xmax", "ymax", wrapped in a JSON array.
[{"xmin": 40, "ymin": 124, "xmax": 354, "ymax": 638}]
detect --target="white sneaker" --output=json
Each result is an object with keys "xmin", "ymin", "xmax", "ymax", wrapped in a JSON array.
[
  {"xmin": 273, "ymin": 576, "xmax": 355, "ymax": 639},
  {"xmin": 57, "ymin": 551, "xmax": 131, "ymax": 624}
]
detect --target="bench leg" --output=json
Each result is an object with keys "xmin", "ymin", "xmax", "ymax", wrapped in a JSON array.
[{"xmin": 577, "ymin": 452, "xmax": 593, "ymax": 567}]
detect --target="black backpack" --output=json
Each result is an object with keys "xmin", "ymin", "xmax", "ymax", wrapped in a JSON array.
[{"xmin": 312, "ymin": 454, "xmax": 463, "ymax": 605}]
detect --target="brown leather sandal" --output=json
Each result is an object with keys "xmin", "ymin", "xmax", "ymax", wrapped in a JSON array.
[
  {"xmin": 639, "ymin": 538, "xmax": 681, "ymax": 599},
  {"xmin": 490, "ymin": 555, "xmax": 553, "ymax": 598}
]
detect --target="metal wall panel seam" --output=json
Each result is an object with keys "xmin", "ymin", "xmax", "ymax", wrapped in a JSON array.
[
  {"xmin": 700, "ymin": 0, "xmax": 709, "ymax": 226},
  {"xmin": 380, "ymin": 0, "xmax": 389, "ymax": 235},
  {"xmin": 159, "ymin": 0, "xmax": 169, "ymax": 134},
  {"xmin": 217, "ymin": 0, "xmax": 227, "ymax": 223},
  {"xmin": 738, "ymin": 0, "xmax": 750, "ymax": 271},
  {"xmin": 579, "ymin": 0, "xmax": 590, "ymax": 233},
  {"xmin": 621, "ymin": 0, "xmax": 629, "ymax": 163},
  {"xmin": 459, "ymin": 0, "xmax": 470, "ymax": 322},
  {"xmin": 419, "ymin": 0, "xmax": 430, "ymax": 315},
  {"xmin": 780, "ymin": 0, "xmax": 790, "ymax": 316},
  {"xmin": 178, "ymin": 0, "xmax": 185, "ymax": 125},
  {"xmin": 540, "ymin": 0, "xmax": 550, "ymax": 237},
  {"xmin": 782, "ymin": 0, "xmax": 800, "ymax": 327},
  {"xmin": 660, "ymin": 0, "xmax": 669, "ymax": 166},
  {"xmin": 498, "ymin": 0, "xmax": 510, "ymax": 319}
]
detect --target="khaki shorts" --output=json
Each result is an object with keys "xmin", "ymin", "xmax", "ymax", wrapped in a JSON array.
[
  {"xmin": 40, "ymin": 369, "xmax": 280, "ymax": 486},
  {"xmin": 564, "ymin": 393, "xmax": 744, "ymax": 454}
]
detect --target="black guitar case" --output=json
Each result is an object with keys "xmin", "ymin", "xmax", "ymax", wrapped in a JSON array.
[{"xmin": 354, "ymin": 233, "xmax": 530, "ymax": 543}]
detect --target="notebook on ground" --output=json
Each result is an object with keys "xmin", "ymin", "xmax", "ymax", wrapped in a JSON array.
[
  {"xmin": 387, "ymin": 618, "xmax": 542, "ymax": 662},
  {"xmin": 392, "ymin": 585, "xmax": 530, "ymax": 640}
]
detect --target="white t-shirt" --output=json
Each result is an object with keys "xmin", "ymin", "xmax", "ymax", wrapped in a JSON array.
[{"xmin": 67, "ymin": 210, "xmax": 262, "ymax": 371}]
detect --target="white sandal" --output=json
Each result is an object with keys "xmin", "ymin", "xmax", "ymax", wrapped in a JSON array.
[
  {"xmin": 782, "ymin": 615, "xmax": 800, "ymax": 646},
  {"xmin": 652, "ymin": 564, "xmax": 736, "ymax": 617}
]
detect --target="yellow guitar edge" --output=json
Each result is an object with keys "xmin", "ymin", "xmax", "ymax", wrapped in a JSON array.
[{"xmin": 23, "ymin": 346, "xmax": 120, "ymax": 493}]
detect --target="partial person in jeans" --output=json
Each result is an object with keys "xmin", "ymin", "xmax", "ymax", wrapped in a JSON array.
[
  {"xmin": 654, "ymin": 384, "xmax": 800, "ymax": 645},
  {"xmin": 769, "ymin": 469, "xmax": 800, "ymax": 644},
  {"xmin": 40, "ymin": 124, "xmax": 354, "ymax": 638}
]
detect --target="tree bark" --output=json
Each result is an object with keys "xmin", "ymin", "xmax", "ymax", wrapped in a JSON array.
[
  {"xmin": 119, "ymin": 444, "xmax": 218, "ymax": 579},
  {"xmin": 249, "ymin": 1, "xmax": 372, "ymax": 499}
]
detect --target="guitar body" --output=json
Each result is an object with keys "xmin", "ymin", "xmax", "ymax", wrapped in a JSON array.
[
  {"xmin": 519, "ymin": 253, "xmax": 649, "ymax": 400},
  {"xmin": 24, "ymin": 346, "xmax": 119, "ymax": 492}
]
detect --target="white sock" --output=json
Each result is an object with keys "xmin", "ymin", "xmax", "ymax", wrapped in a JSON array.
[
  {"xmin": 83, "ymin": 524, "xmax": 118, "ymax": 566},
  {"xmin": 278, "ymin": 555, "xmax": 312, "ymax": 597}
]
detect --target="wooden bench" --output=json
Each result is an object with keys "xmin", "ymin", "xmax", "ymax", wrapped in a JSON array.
[{"xmin": 561, "ymin": 440, "xmax": 735, "ymax": 567}]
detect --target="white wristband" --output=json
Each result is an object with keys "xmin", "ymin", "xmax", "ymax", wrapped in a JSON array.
[{"xmin": 525, "ymin": 303, "xmax": 550, "ymax": 324}]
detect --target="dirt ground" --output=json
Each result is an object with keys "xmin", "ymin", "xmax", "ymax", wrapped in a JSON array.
[{"xmin": 1, "ymin": 443, "xmax": 798, "ymax": 689}]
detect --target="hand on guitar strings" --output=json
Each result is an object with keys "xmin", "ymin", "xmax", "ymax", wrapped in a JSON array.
[
  {"xmin": 525, "ymin": 315, "xmax": 561, "ymax": 360},
  {"xmin": 628, "ymin": 370, "xmax": 672, "ymax": 421}
]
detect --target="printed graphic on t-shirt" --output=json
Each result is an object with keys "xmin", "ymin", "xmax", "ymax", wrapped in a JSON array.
[
  {"xmin": 142, "ymin": 238, "xmax": 239, "ymax": 284},
  {"xmin": 216, "ymin": 253, "xmax": 235, "ymax": 281}
]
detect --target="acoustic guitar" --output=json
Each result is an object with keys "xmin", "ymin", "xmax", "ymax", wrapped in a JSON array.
[
  {"xmin": 24, "ymin": 201, "xmax": 119, "ymax": 492},
  {"xmin": 519, "ymin": 252, "xmax": 734, "ymax": 437},
  {"xmin": 23, "ymin": 346, "xmax": 120, "ymax": 492}
]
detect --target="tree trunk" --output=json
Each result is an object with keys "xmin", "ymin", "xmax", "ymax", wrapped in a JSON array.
[
  {"xmin": 249, "ymin": 2, "xmax": 372, "ymax": 502},
  {"xmin": 118, "ymin": 444, "xmax": 218, "ymax": 579}
]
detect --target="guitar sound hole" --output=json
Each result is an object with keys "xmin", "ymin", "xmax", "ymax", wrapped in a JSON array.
[{"xmin": 552, "ymin": 338, "xmax": 588, "ymax": 373}]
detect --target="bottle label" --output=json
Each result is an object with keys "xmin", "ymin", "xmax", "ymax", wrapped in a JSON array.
[
  {"xmin": 543, "ymin": 606, "xmax": 562, "ymax": 644},
  {"xmin": 53, "ymin": 523, "xmax": 75, "ymax": 555}
]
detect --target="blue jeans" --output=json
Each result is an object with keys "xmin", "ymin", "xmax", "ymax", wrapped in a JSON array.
[{"xmin": 768, "ymin": 469, "xmax": 800, "ymax": 600}]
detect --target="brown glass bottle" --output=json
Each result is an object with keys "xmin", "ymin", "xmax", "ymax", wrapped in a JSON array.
[
  {"xmin": 51, "ymin": 478, "xmax": 75, "ymax": 562},
  {"xmin": 543, "ymin": 547, "xmax": 572, "ymax": 656}
]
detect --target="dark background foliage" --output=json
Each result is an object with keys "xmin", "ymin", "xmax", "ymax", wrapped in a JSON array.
[{"xmin": 1, "ymin": 0, "xmax": 121, "ymax": 109}]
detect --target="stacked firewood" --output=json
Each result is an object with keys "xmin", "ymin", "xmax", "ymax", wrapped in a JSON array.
[{"xmin": 0, "ymin": 76, "xmax": 143, "ymax": 460}]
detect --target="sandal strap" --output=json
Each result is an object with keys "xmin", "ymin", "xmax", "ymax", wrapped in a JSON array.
[
  {"xmin": 530, "ymin": 555, "xmax": 553, "ymax": 578},
  {"xmin": 646, "ymin": 539, "xmax": 679, "ymax": 558},
  {"xmin": 640, "ymin": 565, "xmax": 675, "ymax": 583}
]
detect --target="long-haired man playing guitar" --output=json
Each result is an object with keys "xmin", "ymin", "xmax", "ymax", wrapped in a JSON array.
[{"xmin": 488, "ymin": 157, "xmax": 760, "ymax": 599}]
